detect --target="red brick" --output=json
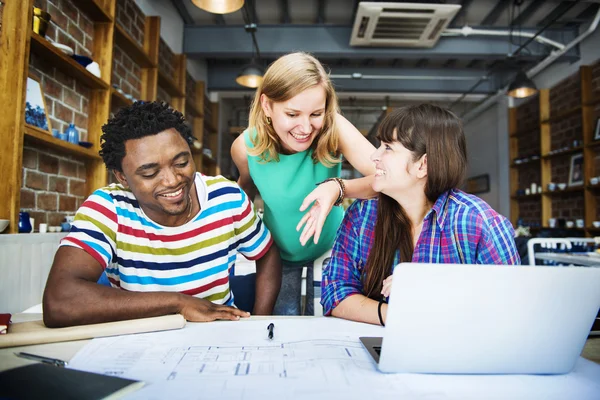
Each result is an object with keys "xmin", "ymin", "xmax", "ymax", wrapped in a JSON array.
[
  {"xmin": 22, "ymin": 148, "xmax": 38, "ymax": 169},
  {"xmin": 54, "ymin": 68, "xmax": 75, "ymax": 90},
  {"xmin": 49, "ymin": 118, "xmax": 63, "ymax": 133},
  {"xmin": 20, "ymin": 189, "xmax": 36, "ymax": 209},
  {"xmin": 74, "ymin": 112, "xmax": 87, "ymax": 130},
  {"xmin": 49, "ymin": 176, "xmax": 68, "ymax": 193},
  {"xmin": 25, "ymin": 170, "xmax": 47, "ymax": 190},
  {"xmin": 45, "ymin": 24, "xmax": 58, "ymax": 42},
  {"xmin": 57, "ymin": 30, "xmax": 77, "ymax": 55},
  {"xmin": 39, "ymin": 153, "xmax": 59, "ymax": 174},
  {"xmin": 82, "ymin": 98, "xmax": 89, "ymax": 114},
  {"xmin": 75, "ymin": 42, "xmax": 91, "ymax": 58},
  {"xmin": 77, "ymin": 164, "xmax": 87, "ymax": 179},
  {"xmin": 38, "ymin": 193, "xmax": 58, "ymax": 211},
  {"xmin": 59, "ymin": 195, "xmax": 77, "ymax": 211},
  {"xmin": 62, "ymin": 88, "xmax": 81, "ymax": 110},
  {"xmin": 69, "ymin": 179, "xmax": 86, "ymax": 196},
  {"xmin": 59, "ymin": 160, "xmax": 78, "ymax": 177},
  {"xmin": 28, "ymin": 211, "xmax": 48, "ymax": 231},
  {"xmin": 60, "ymin": 0, "xmax": 79, "ymax": 23},
  {"xmin": 79, "ymin": 15, "xmax": 94, "ymax": 37},
  {"xmin": 67, "ymin": 20, "xmax": 84, "ymax": 44},
  {"xmin": 54, "ymin": 102, "xmax": 74, "ymax": 124},
  {"xmin": 47, "ymin": 3, "xmax": 67, "ymax": 31},
  {"xmin": 48, "ymin": 212, "xmax": 67, "ymax": 227}
]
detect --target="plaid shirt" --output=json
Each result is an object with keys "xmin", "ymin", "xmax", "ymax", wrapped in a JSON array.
[{"xmin": 321, "ymin": 189, "xmax": 520, "ymax": 315}]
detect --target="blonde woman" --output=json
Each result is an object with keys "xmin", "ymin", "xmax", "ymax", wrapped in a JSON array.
[{"xmin": 231, "ymin": 52, "xmax": 376, "ymax": 315}]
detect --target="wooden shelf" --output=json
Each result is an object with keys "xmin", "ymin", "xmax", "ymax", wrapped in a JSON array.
[
  {"xmin": 540, "ymin": 105, "xmax": 582, "ymax": 124},
  {"xmin": 158, "ymin": 70, "xmax": 184, "ymax": 97},
  {"xmin": 584, "ymin": 97, "xmax": 600, "ymax": 107},
  {"xmin": 110, "ymin": 88, "xmax": 133, "ymax": 109},
  {"xmin": 585, "ymin": 141, "xmax": 600, "ymax": 150},
  {"xmin": 114, "ymin": 24, "xmax": 155, "ymax": 68},
  {"xmin": 510, "ymin": 127, "xmax": 539, "ymax": 138},
  {"xmin": 185, "ymin": 100, "xmax": 203, "ymax": 118},
  {"xmin": 511, "ymin": 193, "xmax": 541, "ymax": 200},
  {"xmin": 587, "ymin": 184, "xmax": 600, "ymax": 191},
  {"xmin": 29, "ymin": 33, "xmax": 109, "ymax": 90},
  {"xmin": 76, "ymin": 0, "xmax": 113, "ymax": 22},
  {"xmin": 204, "ymin": 119, "xmax": 217, "ymax": 134},
  {"xmin": 543, "ymin": 186, "xmax": 584, "ymax": 196},
  {"xmin": 510, "ymin": 158, "xmax": 540, "ymax": 168},
  {"xmin": 541, "ymin": 146, "xmax": 583, "ymax": 160},
  {"xmin": 229, "ymin": 126, "xmax": 245, "ymax": 135},
  {"xmin": 24, "ymin": 124, "xmax": 101, "ymax": 160}
]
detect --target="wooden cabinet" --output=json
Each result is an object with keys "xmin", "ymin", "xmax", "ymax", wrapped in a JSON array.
[
  {"xmin": 509, "ymin": 64, "xmax": 600, "ymax": 236},
  {"xmin": 0, "ymin": 0, "xmax": 213, "ymax": 233}
]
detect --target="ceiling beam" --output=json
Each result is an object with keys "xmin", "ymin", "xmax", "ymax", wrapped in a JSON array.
[
  {"xmin": 537, "ymin": 1, "xmax": 576, "ymax": 27},
  {"xmin": 183, "ymin": 25, "xmax": 578, "ymax": 61},
  {"xmin": 208, "ymin": 65, "xmax": 496, "ymax": 93},
  {"xmin": 316, "ymin": 0, "xmax": 326, "ymax": 24},
  {"xmin": 214, "ymin": 14, "xmax": 226, "ymax": 25},
  {"xmin": 279, "ymin": 0, "xmax": 290, "ymax": 24},
  {"xmin": 170, "ymin": 0, "xmax": 194, "ymax": 25},
  {"xmin": 480, "ymin": 0, "xmax": 511, "ymax": 26},
  {"xmin": 511, "ymin": 0, "xmax": 545, "ymax": 27},
  {"xmin": 449, "ymin": 0, "xmax": 475, "ymax": 27}
]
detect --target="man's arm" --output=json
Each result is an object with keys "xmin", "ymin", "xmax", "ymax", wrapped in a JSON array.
[
  {"xmin": 43, "ymin": 247, "xmax": 249, "ymax": 328},
  {"xmin": 252, "ymin": 243, "xmax": 282, "ymax": 315}
]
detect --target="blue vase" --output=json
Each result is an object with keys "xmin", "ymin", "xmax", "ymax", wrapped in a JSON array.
[
  {"xmin": 18, "ymin": 211, "xmax": 32, "ymax": 233},
  {"xmin": 66, "ymin": 123, "xmax": 79, "ymax": 144}
]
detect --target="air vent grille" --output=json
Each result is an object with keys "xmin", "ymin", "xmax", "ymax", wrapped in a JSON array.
[{"xmin": 350, "ymin": 2, "xmax": 461, "ymax": 48}]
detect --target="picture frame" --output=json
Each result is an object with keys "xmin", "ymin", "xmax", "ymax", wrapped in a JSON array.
[
  {"xmin": 25, "ymin": 75, "xmax": 51, "ymax": 132},
  {"xmin": 568, "ymin": 153, "xmax": 584, "ymax": 186},
  {"xmin": 594, "ymin": 117, "xmax": 600, "ymax": 141},
  {"xmin": 465, "ymin": 174, "xmax": 490, "ymax": 195}
]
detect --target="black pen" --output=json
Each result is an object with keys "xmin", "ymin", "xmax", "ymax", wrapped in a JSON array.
[
  {"xmin": 267, "ymin": 323, "xmax": 275, "ymax": 340},
  {"xmin": 14, "ymin": 352, "xmax": 67, "ymax": 367}
]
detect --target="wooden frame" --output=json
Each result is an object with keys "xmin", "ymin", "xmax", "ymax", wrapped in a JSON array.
[
  {"xmin": 24, "ymin": 75, "xmax": 51, "ymax": 133},
  {"xmin": 568, "ymin": 153, "xmax": 584, "ymax": 186}
]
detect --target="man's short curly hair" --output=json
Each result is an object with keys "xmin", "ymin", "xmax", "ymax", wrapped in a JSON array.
[{"xmin": 100, "ymin": 101, "xmax": 194, "ymax": 171}]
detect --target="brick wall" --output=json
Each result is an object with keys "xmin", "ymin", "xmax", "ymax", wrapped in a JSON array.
[
  {"xmin": 20, "ymin": 0, "xmax": 95, "ymax": 224},
  {"xmin": 552, "ymin": 194, "xmax": 584, "ymax": 220},
  {"xmin": 156, "ymin": 87, "xmax": 171, "ymax": 106},
  {"xmin": 550, "ymin": 113, "xmax": 582, "ymax": 151},
  {"xmin": 115, "ymin": 0, "xmax": 144, "ymax": 47},
  {"xmin": 550, "ymin": 156, "xmax": 571, "ymax": 184},
  {"xmin": 518, "ymin": 166, "xmax": 541, "ymax": 191},
  {"xmin": 159, "ymin": 38, "xmax": 175, "ymax": 79},
  {"xmin": 549, "ymin": 72, "xmax": 581, "ymax": 116},
  {"xmin": 20, "ymin": 146, "xmax": 86, "ymax": 231},
  {"xmin": 518, "ymin": 200, "xmax": 541, "ymax": 226},
  {"xmin": 515, "ymin": 96, "xmax": 539, "ymax": 133},
  {"xmin": 517, "ymin": 130, "xmax": 540, "ymax": 158},
  {"xmin": 112, "ymin": 44, "xmax": 142, "ymax": 100},
  {"xmin": 591, "ymin": 58, "xmax": 600, "ymax": 101}
]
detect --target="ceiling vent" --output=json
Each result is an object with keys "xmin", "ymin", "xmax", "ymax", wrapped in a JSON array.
[{"xmin": 350, "ymin": 2, "xmax": 461, "ymax": 48}]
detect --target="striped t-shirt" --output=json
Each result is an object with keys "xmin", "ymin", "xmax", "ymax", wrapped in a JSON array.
[{"xmin": 60, "ymin": 173, "xmax": 272, "ymax": 306}]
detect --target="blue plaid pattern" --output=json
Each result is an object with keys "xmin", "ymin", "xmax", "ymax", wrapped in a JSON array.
[{"xmin": 321, "ymin": 189, "xmax": 520, "ymax": 315}]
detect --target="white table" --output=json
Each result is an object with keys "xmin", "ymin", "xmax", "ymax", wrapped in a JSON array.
[{"xmin": 534, "ymin": 252, "xmax": 600, "ymax": 266}]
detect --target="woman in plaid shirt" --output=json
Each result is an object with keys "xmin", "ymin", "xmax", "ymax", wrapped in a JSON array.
[{"xmin": 321, "ymin": 104, "xmax": 520, "ymax": 325}]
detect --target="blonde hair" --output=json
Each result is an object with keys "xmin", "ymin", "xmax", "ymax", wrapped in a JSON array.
[{"xmin": 248, "ymin": 52, "xmax": 340, "ymax": 166}]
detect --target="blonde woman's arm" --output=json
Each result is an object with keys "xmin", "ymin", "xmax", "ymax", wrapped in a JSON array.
[
  {"xmin": 298, "ymin": 114, "xmax": 377, "ymax": 245},
  {"xmin": 231, "ymin": 134, "xmax": 258, "ymax": 200}
]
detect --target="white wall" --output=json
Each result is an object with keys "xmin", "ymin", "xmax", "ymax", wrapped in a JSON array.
[
  {"xmin": 134, "ymin": 0, "xmax": 208, "ymax": 83},
  {"xmin": 463, "ymin": 24, "xmax": 600, "ymax": 217},
  {"xmin": 464, "ymin": 97, "xmax": 510, "ymax": 217}
]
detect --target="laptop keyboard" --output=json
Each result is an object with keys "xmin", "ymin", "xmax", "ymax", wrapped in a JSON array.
[{"xmin": 374, "ymin": 346, "xmax": 381, "ymax": 356}]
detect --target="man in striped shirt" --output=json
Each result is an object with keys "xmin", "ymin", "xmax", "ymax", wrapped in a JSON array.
[{"xmin": 43, "ymin": 102, "xmax": 281, "ymax": 328}]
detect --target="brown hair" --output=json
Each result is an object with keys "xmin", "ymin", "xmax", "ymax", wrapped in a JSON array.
[
  {"xmin": 362, "ymin": 104, "xmax": 467, "ymax": 299},
  {"xmin": 247, "ymin": 52, "xmax": 340, "ymax": 166}
]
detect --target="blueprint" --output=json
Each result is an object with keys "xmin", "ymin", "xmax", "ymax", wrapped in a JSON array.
[{"xmin": 68, "ymin": 318, "xmax": 600, "ymax": 400}]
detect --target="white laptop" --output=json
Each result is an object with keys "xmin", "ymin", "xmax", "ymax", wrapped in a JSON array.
[{"xmin": 360, "ymin": 263, "xmax": 600, "ymax": 374}]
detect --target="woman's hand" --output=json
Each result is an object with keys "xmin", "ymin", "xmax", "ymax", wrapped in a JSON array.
[
  {"xmin": 381, "ymin": 275, "xmax": 393, "ymax": 298},
  {"xmin": 297, "ymin": 180, "xmax": 339, "ymax": 245}
]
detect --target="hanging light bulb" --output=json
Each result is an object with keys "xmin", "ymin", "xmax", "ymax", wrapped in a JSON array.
[
  {"xmin": 507, "ymin": 71, "xmax": 538, "ymax": 99},
  {"xmin": 191, "ymin": 0, "xmax": 244, "ymax": 14},
  {"xmin": 236, "ymin": 60, "xmax": 264, "ymax": 88}
]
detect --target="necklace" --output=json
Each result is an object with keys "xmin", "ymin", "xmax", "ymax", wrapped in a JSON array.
[{"xmin": 185, "ymin": 194, "xmax": 193, "ymax": 223}]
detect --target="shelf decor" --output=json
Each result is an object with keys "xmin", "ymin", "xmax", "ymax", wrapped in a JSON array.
[
  {"xmin": 465, "ymin": 174, "xmax": 490, "ymax": 195},
  {"xmin": 24, "ymin": 76, "xmax": 51, "ymax": 132},
  {"xmin": 568, "ymin": 154, "xmax": 584, "ymax": 186}
]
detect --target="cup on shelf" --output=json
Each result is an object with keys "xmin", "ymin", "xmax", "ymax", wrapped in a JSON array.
[
  {"xmin": 549, "ymin": 218, "xmax": 557, "ymax": 228},
  {"xmin": 39, "ymin": 223, "xmax": 48, "ymax": 233},
  {"xmin": 557, "ymin": 183, "xmax": 567, "ymax": 190},
  {"xmin": 593, "ymin": 221, "xmax": 600, "ymax": 229},
  {"xmin": 85, "ymin": 62, "xmax": 101, "ymax": 78},
  {"xmin": 566, "ymin": 221, "xmax": 575, "ymax": 228},
  {"xmin": 576, "ymin": 219, "xmax": 585, "ymax": 228},
  {"xmin": 525, "ymin": 188, "xmax": 531, "ymax": 195},
  {"xmin": 591, "ymin": 177, "xmax": 599, "ymax": 186},
  {"xmin": 548, "ymin": 182, "xmax": 556, "ymax": 191}
]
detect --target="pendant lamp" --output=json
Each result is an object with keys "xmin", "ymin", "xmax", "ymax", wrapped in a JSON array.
[
  {"xmin": 191, "ymin": 0, "xmax": 244, "ymax": 14},
  {"xmin": 507, "ymin": 71, "xmax": 538, "ymax": 99},
  {"xmin": 236, "ymin": 60, "xmax": 264, "ymax": 88}
]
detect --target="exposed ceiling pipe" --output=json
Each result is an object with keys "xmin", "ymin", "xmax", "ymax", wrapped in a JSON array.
[
  {"xmin": 443, "ymin": 26, "xmax": 565, "ymax": 50},
  {"xmin": 461, "ymin": 7, "xmax": 600, "ymax": 123},
  {"xmin": 330, "ymin": 74, "xmax": 484, "ymax": 81}
]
